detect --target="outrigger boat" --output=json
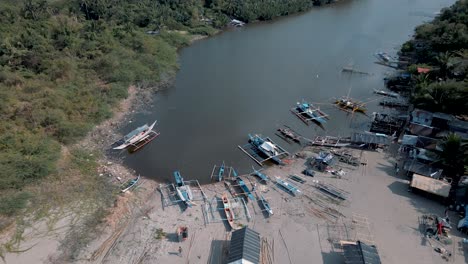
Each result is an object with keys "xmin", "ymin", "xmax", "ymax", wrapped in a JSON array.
[
  {"xmin": 218, "ymin": 161, "xmax": 225, "ymax": 182},
  {"xmin": 335, "ymin": 97, "xmax": 367, "ymax": 113},
  {"xmin": 121, "ymin": 175, "xmax": 140, "ymax": 193},
  {"xmin": 248, "ymin": 134, "xmax": 284, "ymax": 164},
  {"xmin": 236, "ymin": 176, "xmax": 255, "ymax": 201},
  {"xmin": 295, "ymin": 101, "xmax": 328, "ymax": 124},
  {"xmin": 276, "ymin": 177, "xmax": 301, "ymax": 196},
  {"xmin": 222, "ymin": 193, "xmax": 236, "ymax": 229},
  {"xmin": 174, "ymin": 171, "xmax": 193, "ymax": 207},
  {"xmin": 259, "ymin": 195, "xmax": 273, "ymax": 216},
  {"xmin": 251, "ymin": 167, "xmax": 269, "ymax": 183},
  {"xmin": 374, "ymin": 52, "xmax": 393, "ymax": 63},
  {"xmin": 373, "ymin": 89, "xmax": 399, "ymax": 98},
  {"xmin": 113, "ymin": 121, "xmax": 158, "ymax": 150},
  {"xmin": 276, "ymin": 127, "xmax": 300, "ymax": 143}
]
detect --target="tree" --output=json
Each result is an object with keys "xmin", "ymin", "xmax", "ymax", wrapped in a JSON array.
[{"xmin": 438, "ymin": 133, "xmax": 467, "ymax": 185}]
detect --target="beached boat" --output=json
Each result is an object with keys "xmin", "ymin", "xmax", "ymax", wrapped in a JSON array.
[
  {"xmin": 121, "ymin": 175, "xmax": 140, "ymax": 193},
  {"xmin": 335, "ymin": 97, "xmax": 367, "ymax": 113},
  {"xmin": 218, "ymin": 162, "xmax": 225, "ymax": 182},
  {"xmin": 113, "ymin": 121, "xmax": 158, "ymax": 150},
  {"xmin": 289, "ymin": 175, "xmax": 305, "ymax": 184},
  {"xmin": 222, "ymin": 193, "xmax": 236, "ymax": 229},
  {"xmin": 373, "ymin": 89, "xmax": 399, "ymax": 98},
  {"xmin": 236, "ymin": 176, "xmax": 255, "ymax": 201},
  {"xmin": 252, "ymin": 167, "xmax": 269, "ymax": 183},
  {"xmin": 295, "ymin": 102, "xmax": 328, "ymax": 124},
  {"xmin": 174, "ymin": 171, "xmax": 193, "ymax": 207},
  {"xmin": 259, "ymin": 195, "xmax": 273, "ymax": 216},
  {"xmin": 248, "ymin": 134, "xmax": 284, "ymax": 164},
  {"xmin": 276, "ymin": 127, "xmax": 301, "ymax": 143},
  {"xmin": 275, "ymin": 177, "xmax": 301, "ymax": 196},
  {"xmin": 309, "ymin": 136, "xmax": 351, "ymax": 148}
]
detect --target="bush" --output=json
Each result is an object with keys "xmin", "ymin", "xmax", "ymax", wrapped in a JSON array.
[{"xmin": 0, "ymin": 192, "xmax": 32, "ymax": 216}]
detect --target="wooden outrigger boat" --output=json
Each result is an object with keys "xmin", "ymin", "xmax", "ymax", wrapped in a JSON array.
[
  {"xmin": 248, "ymin": 134, "xmax": 284, "ymax": 164},
  {"xmin": 259, "ymin": 195, "xmax": 273, "ymax": 216},
  {"xmin": 113, "ymin": 121, "xmax": 158, "ymax": 150},
  {"xmin": 236, "ymin": 176, "xmax": 255, "ymax": 201},
  {"xmin": 275, "ymin": 177, "xmax": 301, "ymax": 196},
  {"xmin": 289, "ymin": 175, "xmax": 305, "ymax": 184},
  {"xmin": 309, "ymin": 136, "xmax": 351, "ymax": 148},
  {"xmin": 251, "ymin": 167, "xmax": 269, "ymax": 183},
  {"xmin": 276, "ymin": 126, "xmax": 300, "ymax": 143},
  {"xmin": 222, "ymin": 193, "xmax": 236, "ymax": 229},
  {"xmin": 373, "ymin": 89, "xmax": 399, "ymax": 98},
  {"xmin": 335, "ymin": 97, "xmax": 367, "ymax": 113},
  {"xmin": 218, "ymin": 161, "xmax": 225, "ymax": 182},
  {"xmin": 121, "ymin": 175, "xmax": 140, "ymax": 193},
  {"xmin": 174, "ymin": 171, "xmax": 193, "ymax": 207},
  {"xmin": 291, "ymin": 101, "xmax": 329, "ymax": 125}
]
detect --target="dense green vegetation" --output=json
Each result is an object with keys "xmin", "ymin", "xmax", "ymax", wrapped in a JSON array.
[
  {"xmin": 0, "ymin": 0, "xmax": 330, "ymax": 217},
  {"xmin": 400, "ymin": 0, "xmax": 468, "ymax": 114}
]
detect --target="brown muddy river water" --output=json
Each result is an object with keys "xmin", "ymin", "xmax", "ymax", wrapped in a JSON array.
[{"xmin": 119, "ymin": 0, "xmax": 455, "ymax": 183}]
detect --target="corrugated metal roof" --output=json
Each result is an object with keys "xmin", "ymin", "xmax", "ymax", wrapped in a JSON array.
[
  {"xmin": 227, "ymin": 227, "xmax": 260, "ymax": 264},
  {"xmin": 351, "ymin": 132, "xmax": 390, "ymax": 145},
  {"xmin": 342, "ymin": 241, "xmax": 382, "ymax": 264},
  {"xmin": 411, "ymin": 109, "xmax": 433, "ymax": 126},
  {"xmin": 410, "ymin": 174, "xmax": 451, "ymax": 198}
]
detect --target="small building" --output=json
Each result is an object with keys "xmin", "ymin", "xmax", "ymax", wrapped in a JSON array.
[
  {"xmin": 410, "ymin": 173, "xmax": 451, "ymax": 198},
  {"xmin": 403, "ymin": 159, "xmax": 443, "ymax": 178},
  {"xmin": 341, "ymin": 240, "xmax": 382, "ymax": 264},
  {"xmin": 227, "ymin": 227, "xmax": 260, "ymax": 264},
  {"xmin": 351, "ymin": 132, "xmax": 391, "ymax": 146}
]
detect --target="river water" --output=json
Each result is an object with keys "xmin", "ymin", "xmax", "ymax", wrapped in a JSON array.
[{"xmin": 119, "ymin": 0, "xmax": 454, "ymax": 183}]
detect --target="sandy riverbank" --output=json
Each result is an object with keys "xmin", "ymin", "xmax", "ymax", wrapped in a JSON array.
[{"xmin": 75, "ymin": 144, "xmax": 467, "ymax": 264}]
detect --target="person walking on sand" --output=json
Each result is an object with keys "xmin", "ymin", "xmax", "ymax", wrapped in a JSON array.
[{"xmin": 178, "ymin": 246, "xmax": 182, "ymax": 257}]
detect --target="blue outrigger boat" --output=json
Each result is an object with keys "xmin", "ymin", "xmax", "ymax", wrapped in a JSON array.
[
  {"xmin": 248, "ymin": 134, "xmax": 284, "ymax": 164},
  {"xmin": 252, "ymin": 167, "xmax": 269, "ymax": 183},
  {"xmin": 276, "ymin": 177, "xmax": 301, "ymax": 196},
  {"xmin": 218, "ymin": 161, "xmax": 225, "ymax": 182},
  {"xmin": 295, "ymin": 102, "xmax": 328, "ymax": 124},
  {"xmin": 174, "ymin": 171, "xmax": 193, "ymax": 207},
  {"xmin": 259, "ymin": 195, "xmax": 273, "ymax": 216},
  {"xmin": 236, "ymin": 176, "xmax": 255, "ymax": 201},
  {"xmin": 121, "ymin": 175, "xmax": 140, "ymax": 193}
]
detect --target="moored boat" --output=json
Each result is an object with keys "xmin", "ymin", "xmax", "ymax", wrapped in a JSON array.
[
  {"xmin": 252, "ymin": 167, "xmax": 269, "ymax": 183},
  {"xmin": 277, "ymin": 127, "xmax": 300, "ymax": 142},
  {"xmin": 113, "ymin": 121, "xmax": 158, "ymax": 150},
  {"xmin": 236, "ymin": 176, "xmax": 255, "ymax": 201},
  {"xmin": 373, "ymin": 89, "xmax": 399, "ymax": 98},
  {"xmin": 259, "ymin": 195, "xmax": 273, "ymax": 216},
  {"xmin": 248, "ymin": 134, "xmax": 284, "ymax": 164},
  {"xmin": 174, "ymin": 171, "xmax": 193, "ymax": 207},
  {"xmin": 275, "ymin": 177, "xmax": 301, "ymax": 196},
  {"xmin": 218, "ymin": 161, "xmax": 225, "ymax": 182},
  {"xmin": 335, "ymin": 97, "xmax": 367, "ymax": 113},
  {"xmin": 121, "ymin": 175, "xmax": 140, "ymax": 193},
  {"xmin": 222, "ymin": 193, "xmax": 236, "ymax": 229},
  {"xmin": 295, "ymin": 102, "xmax": 328, "ymax": 124}
]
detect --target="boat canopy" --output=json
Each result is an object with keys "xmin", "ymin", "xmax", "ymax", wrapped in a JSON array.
[
  {"xmin": 123, "ymin": 124, "xmax": 148, "ymax": 141},
  {"xmin": 260, "ymin": 142, "xmax": 278, "ymax": 153}
]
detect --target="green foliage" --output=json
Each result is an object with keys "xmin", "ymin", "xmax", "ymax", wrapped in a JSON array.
[
  {"xmin": 0, "ymin": 192, "xmax": 32, "ymax": 216},
  {"xmin": 0, "ymin": 0, "xmax": 332, "ymax": 216},
  {"xmin": 438, "ymin": 133, "xmax": 467, "ymax": 183},
  {"xmin": 402, "ymin": 0, "xmax": 468, "ymax": 115},
  {"xmin": 0, "ymin": 130, "xmax": 60, "ymax": 190}
]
